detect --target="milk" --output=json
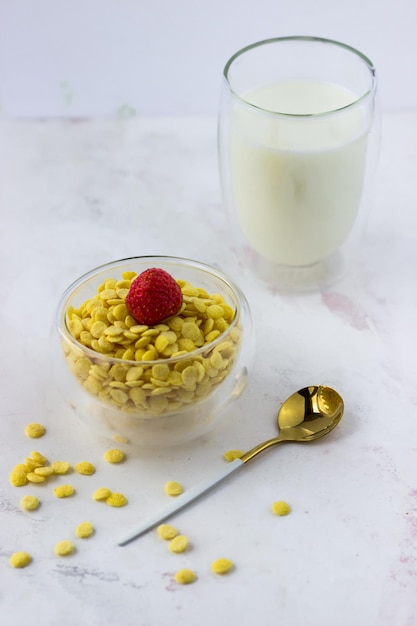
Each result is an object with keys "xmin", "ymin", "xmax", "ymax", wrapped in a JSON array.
[{"xmin": 228, "ymin": 79, "xmax": 370, "ymax": 266}]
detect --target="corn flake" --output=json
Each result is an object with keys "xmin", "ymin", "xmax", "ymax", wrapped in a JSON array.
[
  {"xmin": 54, "ymin": 540, "xmax": 75, "ymax": 556},
  {"xmin": 9, "ymin": 466, "xmax": 28, "ymax": 487},
  {"xmin": 74, "ymin": 461, "xmax": 96, "ymax": 475},
  {"xmin": 92, "ymin": 487, "xmax": 112, "ymax": 501},
  {"xmin": 9, "ymin": 551, "xmax": 32, "ymax": 568},
  {"xmin": 106, "ymin": 492, "xmax": 128, "ymax": 507},
  {"xmin": 20, "ymin": 495, "xmax": 40, "ymax": 511},
  {"xmin": 54, "ymin": 484, "xmax": 75, "ymax": 498},
  {"xmin": 34, "ymin": 466, "xmax": 54, "ymax": 477},
  {"xmin": 169, "ymin": 535, "xmax": 189, "ymax": 554},
  {"xmin": 157, "ymin": 524, "xmax": 179, "ymax": 540},
  {"xmin": 164, "ymin": 481, "xmax": 184, "ymax": 497},
  {"xmin": 24, "ymin": 423, "xmax": 46, "ymax": 439},
  {"xmin": 75, "ymin": 521, "xmax": 94, "ymax": 538},
  {"xmin": 26, "ymin": 472, "xmax": 46, "ymax": 484},
  {"xmin": 104, "ymin": 449, "xmax": 126, "ymax": 464},
  {"xmin": 271, "ymin": 500, "xmax": 291, "ymax": 516},
  {"xmin": 51, "ymin": 461, "xmax": 71, "ymax": 475},
  {"xmin": 211, "ymin": 558, "xmax": 234, "ymax": 575},
  {"xmin": 175, "ymin": 568, "xmax": 196, "ymax": 584},
  {"xmin": 223, "ymin": 449, "xmax": 244, "ymax": 462}
]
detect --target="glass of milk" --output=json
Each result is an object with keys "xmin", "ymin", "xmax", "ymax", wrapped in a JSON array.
[{"xmin": 218, "ymin": 36, "xmax": 378, "ymax": 290}]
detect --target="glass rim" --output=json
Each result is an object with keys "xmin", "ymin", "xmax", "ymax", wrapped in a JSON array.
[
  {"xmin": 223, "ymin": 35, "xmax": 377, "ymax": 119},
  {"xmin": 56, "ymin": 255, "xmax": 244, "ymax": 367}
]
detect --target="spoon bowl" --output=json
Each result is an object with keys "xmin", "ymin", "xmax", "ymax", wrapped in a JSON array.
[
  {"xmin": 277, "ymin": 385, "xmax": 344, "ymax": 440},
  {"xmin": 240, "ymin": 385, "xmax": 344, "ymax": 462}
]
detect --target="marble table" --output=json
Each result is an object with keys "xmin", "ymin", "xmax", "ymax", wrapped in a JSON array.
[{"xmin": 0, "ymin": 112, "xmax": 416, "ymax": 626}]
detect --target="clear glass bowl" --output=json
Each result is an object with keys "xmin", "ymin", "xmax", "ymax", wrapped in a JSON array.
[{"xmin": 55, "ymin": 256, "xmax": 254, "ymax": 447}]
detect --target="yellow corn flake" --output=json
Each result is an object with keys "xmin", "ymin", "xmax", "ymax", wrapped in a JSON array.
[
  {"xmin": 68, "ymin": 318, "xmax": 83, "ymax": 338},
  {"xmin": 30, "ymin": 451, "xmax": 48, "ymax": 465},
  {"xmin": 112, "ymin": 434, "xmax": 129, "ymax": 444},
  {"xmin": 51, "ymin": 461, "xmax": 71, "ymax": 475},
  {"xmin": 74, "ymin": 461, "xmax": 96, "ymax": 476},
  {"xmin": 104, "ymin": 449, "xmax": 126, "ymax": 464},
  {"xmin": 9, "ymin": 551, "xmax": 32, "ymax": 568},
  {"xmin": 54, "ymin": 484, "xmax": 75, "ymax": 498},
  {"xmin": 210, "ymin": 351, "xmax": 224, "ymax": 370},
  {"xmin": 90, "ymin": 320, "xmax": 107, "ymax": 338},
  {"xmin": 181, "ymin": 365, "xmax": 198, "ymax": 387},
  {"xmin": 9, "ymin": 466, "xmax": 28, "ymax": 487},
  {"xmin": 223, "ymin": 449, "xmax": 244, "ymax": 462},
  {"xmin": 271, "ymin": 500, "xmax": 291, "ymax": 516},
  {"xmin": 54, "ymin": 540, "xmax": 75, "ymax": 557},
  {"xmin": 24, "ymin": 423, "xmax": 46, "ymax": 439},
  {"xmin": 106, "ymin": 492, "xmax": 128, "ymax": 507},
  {"xmin": 164, "ymin": 481, "xmax": 184, "ymax": 497},
  {"xmin": 25, "ymin": 457, "xmax": 44, "ymax": 469},
  {"xmin": 34, "ymin": 466, "xmax": 54, "ymax": 477},
  {"xmin": 92, "ymin": 487, "xmax": 112, "ymax": 501},
  {"xmin": 157, "ymin": 524, "xmax": 179, "ymax": 540},
  {"xmin": 181, "ymin": 322, "xmax": 202, "ymax": 342},
  {"xmin": 168, "ymin": 535, "xmax": 189, "ymax": 554},
  {"xmin": 26, "ymin": 472, "xmax": 46, "ymax": 484},
  {"xmin": 175, "ymin": 568, "xmax": 196, "ymax": 585},
  {"xmin": 20, "ymin": 495, "xmax": 40, "ymax": 511},
  {"xmin": 122, "ymin": 271, "xmax": 137, "ymax": 280},
  {"xmin": 207, "ymin": 304, "xmax": 224, "ymax": 320},
  {"xmin": 14, "ymin": 462, "xmax": 32, "ymax": 473},
  {"xmin": 211, "ymin": 557, "xmax": 234, "ymax": 575},
  {"xmin": 75, "ymin": 521, "xmax": 94, "ymax": 538}
]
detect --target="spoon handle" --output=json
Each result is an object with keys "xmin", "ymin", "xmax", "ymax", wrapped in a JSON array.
[
  {"xmin": 117, "ymin": 457, "xmax": 245, "ymax": 546},
  {"xmin": 240, "ymin": 436, "xmax": 284, "ymax": 463}
]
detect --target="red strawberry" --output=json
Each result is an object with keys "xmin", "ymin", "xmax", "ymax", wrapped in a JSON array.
[{"xmin": 125, "ymin": 268, "xmax": 183, "ymax": 325}]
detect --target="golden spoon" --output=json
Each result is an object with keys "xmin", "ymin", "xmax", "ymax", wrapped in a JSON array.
[{"xmin": 118, "ymin": 385, "xmax": 343, "ymax": 546}]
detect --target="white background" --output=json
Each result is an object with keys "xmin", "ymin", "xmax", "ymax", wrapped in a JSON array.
[{"xmin": 0, "ymin": 0, "xmax": 415, "ymax": 117}]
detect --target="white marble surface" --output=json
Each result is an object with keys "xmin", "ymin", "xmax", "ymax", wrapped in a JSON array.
[{"xmin": 0, "ymin": 112, "xmax": 416, "ymax": 625}]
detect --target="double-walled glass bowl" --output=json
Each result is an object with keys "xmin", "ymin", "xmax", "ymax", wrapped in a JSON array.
[{"xmin": 55, "ymin": 256, "xmax": 254, "ymax": 447}]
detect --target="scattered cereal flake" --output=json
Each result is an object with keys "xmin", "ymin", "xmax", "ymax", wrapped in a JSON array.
[
  {"xmin": 223, "ymin": 449, "xmax": 244, "ymax": 462},
  {"xmin": 169, "ymin": 535, "xmax": 189, "ymax": 554},
  {"xmin": 54, "ymin": 484, "xmax": 75, "ymax": 498},
  {"xmin": 25, "ymin": 457, "xmax": 44, "ymax": 469},
  {"xmin": 157, "ymin": 524, "xmax": 179, "ymax": 540},
  {"xmin": 75, "ymin": 521, "xmax": 94, "ymax": 538},
  {"xmin": 20, "ymin": 495, "xmax": 40, "ymax": 511},
  {"xmin": 112, "ymin": 434, "xmax": 129, "ymax": 444},
  {"xmin": 74, "ymin": 461, "xmax": 96, "ymax": 475},
  {"xmin": 106, "ymin": 492, "xmax": 128, "ymax": 507},
  {"xmin": 9, "ymin": 551, "xmax": 32, "ymax": 568},
  {"xmin": 54, "ymin": 540, "xmax": 75, "ymax": 556},
  {"xmin": 51, "ymin": 461, "xmax": 71, "ymax": 475},
  {"xmin": 164, "ymin": 481, "xmax": 184, "ymax": 497},
  {"xmin": 9, "ymin": 466, "xmax": 28, "ymax": 487},
  {"xmin": 93, "ymin": 487, "xmax": 112, "ymax": 501},
  {"xmin": 175, "ymin": 568, "xmax": 196, "ymax": 584},
  {"xmin": 104, "ymin": 449, "xmax": 126, "ymax": 464},
  {"xmin": 211, "ymin": 558, "xmax": 234, "ymax": 575},
  {"xmin": 26, "ymin": 472, "xmax": 46, "ymax": 484},
  {"xmin": 34, "ymin": 466, "xmax": 54, "ymax": 477},
  {"xmin": 271, "ymin": 500, "xmax": 291, "ymax": 516},
  {"xmin": 24, "ymin": 423, "xmax": 46, "ymax": 438},
  {"xmin": 30, "ymin": 451, "xmax": 48, "ymax": 464}
]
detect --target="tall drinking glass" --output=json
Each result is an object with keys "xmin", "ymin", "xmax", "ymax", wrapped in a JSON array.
[{"xmin": 218, "ymin": 36, "xmax": 379, "ymax": 290}]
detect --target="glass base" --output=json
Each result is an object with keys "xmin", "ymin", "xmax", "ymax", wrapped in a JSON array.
[{"xmin": 244, "ymin": 247, "xmax": 347, "ymax": 292}]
